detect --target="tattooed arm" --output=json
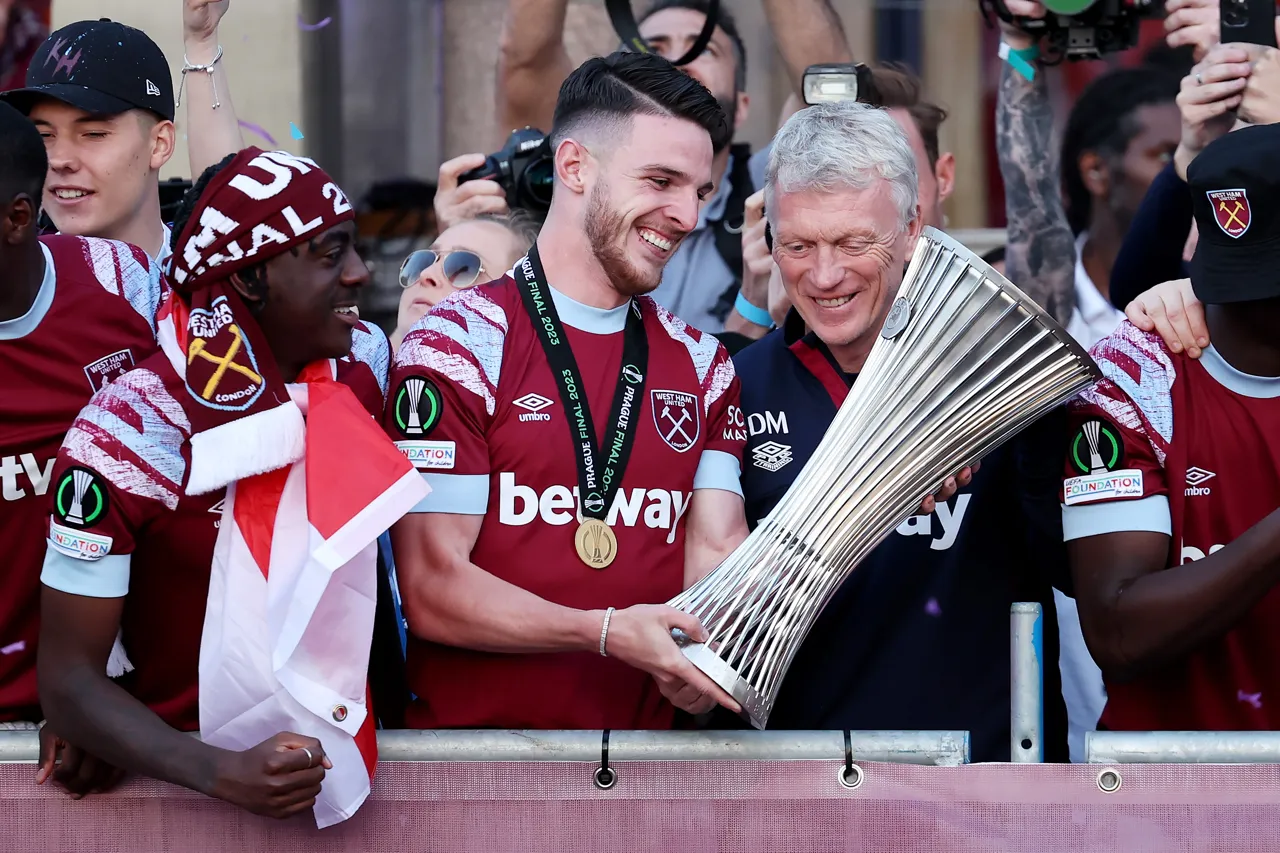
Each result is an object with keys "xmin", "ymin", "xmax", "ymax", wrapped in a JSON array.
[{"xmin": 995, "ymin": 6, "xmax": 1077, "ymax": 327}]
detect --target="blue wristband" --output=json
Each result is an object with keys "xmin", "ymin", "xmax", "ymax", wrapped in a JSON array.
[
  {"xmin": 999, "ymin": 42, "xmax": 1039, "ymax": 82},
  {"xmin": 734, "ymin": 291, "xmax": 773, "ymax": 328}
]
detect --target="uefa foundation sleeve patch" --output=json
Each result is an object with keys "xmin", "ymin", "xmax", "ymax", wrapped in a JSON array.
[
  {"xmin": 49, "ymin": 466, "xmax": 114, "ymax": 560},
  {"xmin": 1063, "ymin": 417, "xmax": 1144, "ymax": 506}
]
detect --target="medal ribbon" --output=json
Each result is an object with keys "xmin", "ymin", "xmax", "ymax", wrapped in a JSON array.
[{"xmin": 516, "ymin": 244, "xmax": 649, "ymax": 521}]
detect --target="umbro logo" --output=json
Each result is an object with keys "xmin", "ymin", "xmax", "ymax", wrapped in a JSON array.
[
  {"xmin": 209, "ymin": 498, "xmax": 225, "ymax": 528},
  {"xmin": 146, "ymin": 79, "xmax": 161, "ymax": 97},
  {"xmin": 1185, "ymin": 466, "xmax": 1216, "ymax": 497},
  {"xmin": 514, "ymin": 392, "xmax": 553, "ymax": 423},
  {"xmin": 752, "ymin": 441, "xmax": 793, "ymax": 473}
]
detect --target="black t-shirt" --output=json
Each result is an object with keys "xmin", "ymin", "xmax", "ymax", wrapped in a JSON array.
[{"xmin": 723, "ymin": 313, "xmax": 1069, "ymax": 762}]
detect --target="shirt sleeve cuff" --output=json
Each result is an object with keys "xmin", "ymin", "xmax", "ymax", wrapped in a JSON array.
[
  {"xmin": 1062, "ymin": 495, "xmax": 1172, "ymax": 541},
  {"xmin": 41, "ymin": 547, "xmax": 131, "ymax": 598},
  {"xmin": 693, "ymin": 449, "xmax": 743, "ymax": 497},
  {"xmin": 409, "ymin": 473, "xmax": 490, "ymax": 514}
]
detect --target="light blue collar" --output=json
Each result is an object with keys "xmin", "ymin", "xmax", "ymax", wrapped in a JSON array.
[
  {"xmin": 550, "ymin": 285, "xmax": 629, "ymax": 334},
  {"xmin": 1200, "ymin": 345, "xmax": 1280, "ymax": 398},
  {"xmin": 0, "ymin": 242, "xmax": 56, "ymax": 341}
]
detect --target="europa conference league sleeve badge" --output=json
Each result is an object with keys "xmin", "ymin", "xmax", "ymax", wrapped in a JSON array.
[
  {"xmin": 54, "ymin": 466, "xmax": 110, "ymax": 528},
  {"xmin": 394, "ymin": 376, "xmax": 443, "ymax": 437}
]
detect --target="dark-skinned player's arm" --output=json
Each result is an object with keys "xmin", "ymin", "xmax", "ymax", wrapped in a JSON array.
[
  {"xmin": 37, "ymin": 381, "xmax": 330, "ymax": 818},
  {"xmin": 1064, "ymin": 333, "xmax": 1280, "ymax": 683},
  {"xmin": 1070, "ymin": 516, "xmax": 1280, "ymax": 683},
  {"xmin": 38, "ymin": 584, "xmax": 330, "ymax": 819}
]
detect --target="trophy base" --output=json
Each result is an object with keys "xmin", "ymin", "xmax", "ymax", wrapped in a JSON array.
[{"xmin": 680, "ymin": 642, "xmax": 770, "ymax": 730}]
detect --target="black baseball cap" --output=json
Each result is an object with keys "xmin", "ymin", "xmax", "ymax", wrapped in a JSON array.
[
  {"xmin": 1188, "ymin": 123, "xmax": 1280, "ymax": 304},
  {"xmin": 0, "ymin": 19, "xmax": 174, "ymax": 122}
]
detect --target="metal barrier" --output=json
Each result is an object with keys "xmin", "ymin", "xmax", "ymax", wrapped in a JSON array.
[
  {"xmin": 7, "ymin": 750, "xmax": 1280, "ymax": 851},
  {"xmin": 0, "ymin": 728, "xmax": 971, "ymax": 766},
  {"xmin": 6, "ymin": 604, "xmax": 1280, "ymax": 851},
  {"xmin": 1086, "ymin": 731, "xmax": 1280, "ymax": 764}
]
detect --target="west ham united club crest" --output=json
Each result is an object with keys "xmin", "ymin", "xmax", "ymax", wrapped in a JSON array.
[
  {"xmin": 82, "ymin": 349, "xmax": 135, "ymax": 392},
  {"xmin": 186, "ymin": 296, "xmax": 266, "ymax": 411},
  {"xmin": 651, "ymin": 389, "xmax": 700, "ymax": 453},
  {"xmin": 1208, "ymin": 189, "xmax": 1251, "ymax": 238}
]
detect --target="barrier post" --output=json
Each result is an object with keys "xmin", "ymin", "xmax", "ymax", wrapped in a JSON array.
[{"xmin": 1011, "ymin": 602, "xmax": 1044, "ymax": 763}]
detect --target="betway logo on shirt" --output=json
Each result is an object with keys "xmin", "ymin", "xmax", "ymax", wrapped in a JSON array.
[
  {"xmin": 895, "ymin": 494, "xmax": 971, "ymax": 551},
  {"xmin": 0, "ymin": 454, "xmax": 55, "ymax": 501},
  {"xmin": 1181, "ymin": 539, "xmax": 1225, "ymax": 563},
  {"xmin": 498, "ymin": 472, "xmax": 691, "ymax": 545}
]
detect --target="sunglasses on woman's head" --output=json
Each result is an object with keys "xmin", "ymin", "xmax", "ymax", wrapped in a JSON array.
[{"xmin": 399, "ymin": 249, "xmax": 485, "ymax": 289}]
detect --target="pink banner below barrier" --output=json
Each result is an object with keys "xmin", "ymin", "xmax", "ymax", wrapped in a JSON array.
[{"xmin": 5, "ymin": 759, "xmax": 1280, "ymax": 852}]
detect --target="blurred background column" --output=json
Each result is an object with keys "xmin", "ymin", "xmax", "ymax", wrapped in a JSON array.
[{"xmin": 923, "ymin": 0, "xmax": 986, "ymax": 229}]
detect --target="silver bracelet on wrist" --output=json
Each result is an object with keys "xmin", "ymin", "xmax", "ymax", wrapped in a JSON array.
[
  {"xmin": 598, "ymin": 607, "xmax": 615, "ymax": 657},
  {"xmin": 176, "ymin": 44, "xmax": 224, "ymax": 110}
]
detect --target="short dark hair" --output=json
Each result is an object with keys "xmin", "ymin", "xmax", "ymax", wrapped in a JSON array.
[
  {"xmin": 871, "ymin": 63, "xmax": 949, "ymax": 167},
  {"xmin": 0, "ymin": 100, "xmax": 48, "ymax": 203},
  {"xmin": 550, "ymin": 51, "xmax": 730, "ymax": 154},
  {"xmin": 638, "ymin": 0, "xmax": 747, "ymax": 93},
  {"xmin": 1061, "ymin": 66, "xmax": 1180, "ymax": 234}
]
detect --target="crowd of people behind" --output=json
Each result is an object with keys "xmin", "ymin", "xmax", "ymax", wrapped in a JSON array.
[{"xmin": 1, "ymin": 0, "xmax": 1279, "ymax": 829}]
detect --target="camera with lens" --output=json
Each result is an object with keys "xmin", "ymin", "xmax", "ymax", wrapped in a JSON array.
[
  {"xmin": 458, "ymin": 127, "xmax": 554, "ymax": 217},
  {"xmin": 980, "ymin": 0, "xmax": 1164, "ymax": 60}
]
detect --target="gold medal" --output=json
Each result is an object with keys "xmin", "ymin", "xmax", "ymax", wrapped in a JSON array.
[{"xmin": 575, "ymin": 518, "xmax": 618, "ymax": 569}]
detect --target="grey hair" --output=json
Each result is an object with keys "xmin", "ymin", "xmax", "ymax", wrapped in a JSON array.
[
  {"xmin": 471, "ymin": 208, "xmax": 541, "ymax": 253},
  {"xmin": 764, "ymin": 100, "xmax": 919, "ymax": 233}
]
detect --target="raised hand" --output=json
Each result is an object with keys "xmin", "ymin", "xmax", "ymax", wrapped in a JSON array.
[
  {"xmin": 738, "ymin": 190, "xmax": 773, "ymax": 326},
  {"xmin": 1175, "ymin": 45, "xmax": 1252, "ymax": 179},
  {"xmin": 998, "ymin": 0, "xmax": 1048, "ymax": 52},
  {"xmin": 434, "ymin": 153, "xmax": 510, "ymax": 232},
  {"xmin": 1164, "ymin": 0, "xmax": 1220, "ymax": 62},
  {"xmin": 184, "ymin": 0, "xmax": 230, "ymax": 45}
]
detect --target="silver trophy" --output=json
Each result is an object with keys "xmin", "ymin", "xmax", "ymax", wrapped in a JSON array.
[{"xmin": 669, "ymin": 227, "xmax": 1101, "ymax": 729}]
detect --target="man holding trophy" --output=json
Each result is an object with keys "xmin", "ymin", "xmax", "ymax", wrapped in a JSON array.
[
  {"xmin": 719, "ymin": 100, "xmax": 1076, "ymax": 761},
  {"xmin": 385, "ymin": 53, "xmax": 976, "ymax": 731}
]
